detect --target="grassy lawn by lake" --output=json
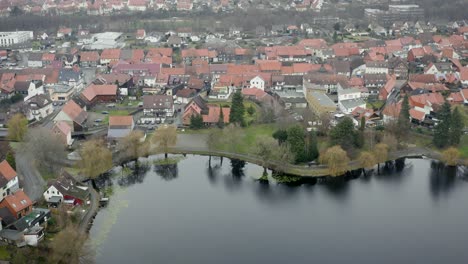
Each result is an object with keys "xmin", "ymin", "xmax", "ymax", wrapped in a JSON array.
[{"xmin": 459, "ymin": 135, "xmax": 468, "ymax": 158}]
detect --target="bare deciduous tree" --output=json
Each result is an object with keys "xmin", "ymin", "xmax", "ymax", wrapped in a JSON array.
[
  {"xmin": 117, "ymin": 130, "xmax": 147, "ymax": 162},
  {"xmin": 7, "ymin": 113, "xmax": 28, "ymax": 142},
  {"xmin": 151, "ymin": 125, "xmax": 177, "ymax": 159},
  {"xmin": 441, "ymin": 147, "xmax": 460, "ymax": 166},
  {"xmin": 319, "ymin": 145, "xmax": 350, "ymax": 177},
  {"xmin": 77, "ymin": 139, "xmax": 113, "ymax": 179},
  {"xmin": 50, "ymin": 224, "xmax": 95, "ymax": 264},
  {"xmin": 358, "ymin": 151, "xmax": 376, "ymax": 176},
  {"xmin": 19, "ymin": 127, "xmax": 66, "ymax": 176}
]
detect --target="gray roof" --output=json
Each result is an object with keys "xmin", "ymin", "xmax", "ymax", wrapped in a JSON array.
[
  {"xmin": 14, "ymin": 81, "xmax": 30, "ymax": 92},
  {"xmin": 59, "ymin": 69, "xmax": 81, "ymax": 83},
  {"xmin": 310, "ymin": 92, "xmax": 336, "ymax": 108},
  {"xmin": 27, "ymin": 94, "xmax": 52, "ymax": 109},
  {"xmin": 108, "ymin": 128, "xmax": 132, "ymax": 139},
  {"xmin": 340, "ymin": 98, "xmax": 366, "ymax": 109},
  {"xmin": 28, "ymin": 53, "xmax": 43, "ymax": 61},
  {"xmin": 51, "ymin": 84, "xmax": 73, "ymax": 93},
  {"xmin": 275, "ymin": 90, "xmax": 305, "ymax": 98},
  {"xmin": 0, "ymin": 229, "xmax": 23, "ymax": 242}
]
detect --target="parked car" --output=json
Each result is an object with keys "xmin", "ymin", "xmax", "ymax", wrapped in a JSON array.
[
  {"xmin": 102, "ymin": 111, "xmax": 109, "ymax": 114},
  {"xmin": 95, "ymin": 119, "xmax": 103, "ymax": 123}
]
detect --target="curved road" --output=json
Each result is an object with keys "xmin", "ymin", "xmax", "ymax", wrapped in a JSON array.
[{"xmin": 16, "ymin": 153, "xmax": 45, "ymax": 201}]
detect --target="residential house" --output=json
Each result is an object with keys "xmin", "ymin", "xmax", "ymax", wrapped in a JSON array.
[
  {"xmin": 142, "ymin": 95, "xmax": 174, "ymax": 118},
  {"xmin": 25, "ymin": 94, "xmax": 53, "ymax": 121},
  {"xmin": 15, "ymin": 80, "xmax": 45, "ymax": 102},
  {"xmin": 52, "ymin": 121, "xmax": 73, "ymax": 146},
  {"xmin": 182, "ymin": 96, "xmax": 230, "ymax": 126},
  {"xmin": 43, "ymin": 171, "xmax": 90, "ymax": 206},
  {"xmin": 100, "ymin": 49, "xmax": 121, "ymax": 65},
  {"xmin": 136, "ymin": 29, "xmax": 146, "ymax": 40},
  {"xmin": 175, "ymin": 88, "xmax": 197, "ymax": 104},
  {"xmin": 337, "ymin": 85, "xmax": 366, "ymax": 114},
  {"xmin": 424, "ymin": 62, "xmax": 454, "ymax": 75},
  {"xmin": 0, "ymin": 160, "xmax": 19, "ymax": 201},
  {"xmin": 108, "ymin": 116, "xmax": 135, "ymax": 140},
  {"xmin": 79, "ymin": 51, "xmax": 100, "ymax": 67},
  {"xmin": 409, "ymin": 92, "xmax": 445, "ymax": 119},
  {"xmin": 249, "ymin": 76, "xmax": 266, "ymax": 90},
  {"xmin": 382, "ymin": 101, "xmax": 402, "ymax": 124},
  {"xmin": 27, "ymin": 53, "xmax": 43, "ymax": 68},
  {"xmin": 53, "ymin": 100, "xmax": 88, "ymax": 132},
  {"xmin": 388, "ymin": 57, "xmax": 408, "ymax": 80},
  {"xmin": 47, "ymin": 84, "xmax": 74, "ymax": 102},
  {"xmin": 58, "ymin": 68, "xmax": 82, "ymax": 88},
  {"xmin": 0, "ymin": 190, "xmax": 33, "ymax": 219},
  {"xmin": 365, "ymin": 61, "xmax": 389, "ymax": 75},
  {"xmin": 80, "ymin": 84, "xmax": 118, "ymax": 105}
]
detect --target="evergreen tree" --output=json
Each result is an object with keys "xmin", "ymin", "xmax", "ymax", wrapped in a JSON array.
[
  {"xmin": 287, "ymin": 125, "xmax": 307, "ymax": 163},
  {"xmin": 433, "ymin": 102, "xmax": 452, "ymax": 148},
  {"xmin": 360, "ymin": 116, "xmax": 366, "ymax": 131},
  {"xmin": 6, "ymin": 152, "xmax": 16, "ymax": 170},
  {"xmin": 449, "ymin": 107, "xmax": 464, "ymax": 146},
  {"xmin": 330, "ymin": 117, "xmax": 358, "ymax": 151},
  {"xmin": 217, "ymin": 105, "xmax": 225, "ymax": 129},
  {"xmin": 272, "ymin": 129, "xmax": 288, "ymax": 145},
  {"xmin": 307, "ymin": 131, "xmax": 319, "ymax": 161},
  {"xmin": 397, "ymin": 95, "xmax": 411, "ymax": 139},
  {"xmin": 230, "ymin": 91, "xmax": 245, "ymax": 126},
  {"xmin": 189, "ymin": 114, "xmax": 204, "ymax": 129}
]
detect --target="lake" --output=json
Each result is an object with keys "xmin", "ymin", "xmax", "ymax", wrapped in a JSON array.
[{"xmin": 90, "ymin": 155, "xmax": 468, "ymax": 264}]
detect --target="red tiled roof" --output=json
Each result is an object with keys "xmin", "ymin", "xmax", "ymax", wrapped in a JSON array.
[
  {"xmin": 109, "ymin": 115, "xmax": 133, "ymax": 126},
  {"xmin": 2, "ymin": 190, "xmax": 32, "ymax": 213},
  {"xmin": 53, "ymin": 121, "xmax": 71, "ymax": 137},
  {"xmin": 62, "ymin": 100, "xmax": 87, "ymax": 124},
  {"xmin": 81, "ymin": 84, "xmax": 117, "ymax": 101},
  {"xmin": 160, "ymin": 67, "xmax": 185, "ymax": 75},
  {"xmin": 80, "ymin": 51, "xmax": 100, "ymax": 62},
  {"xmin": 298, "ymin": 39, "xmax": 328, "ymax": 49},
  {"xmin": 409, "ymin": 93, "xmax": 445, "ymax": 108},
  {"xmin": 0, "ymin": 160, "xmax": 16, "ymax": 181},
  {"xmin": 257, "ymin": 60, "xmax": 282, "ymax": 72},
  {"xmin": 382, "ymin": 101, "xmax": 402, "ymax": 118},
  {"xmin": 42, "ymin": 53, "xmax": 55, "ymax": 61},
  {"xmin": 202, "ymin": 105, "xmax": 230, "ymax": 123},
  {"xmin": 146, "ymin": 48, "xmax": 173, "ymax": 57},
  {"xmin": 409, "ymin": 109, "xmax": 425, "ymax": 121},
  {"xmin": 101, "ymin": 49, "xmax": 121, "ymax": 60},
  {"xmin": 448, "ymin": 92, "xmax": 464, "ymax": 104}
]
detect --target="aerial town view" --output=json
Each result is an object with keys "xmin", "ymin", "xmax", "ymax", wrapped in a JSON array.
[{"xmin": 0, "ymin": 0, "xmax": 467, "ymax": 262}]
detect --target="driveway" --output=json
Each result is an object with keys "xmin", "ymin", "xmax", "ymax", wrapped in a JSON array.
[{"xmin": 16, "ymin": 153, "xmax": 45, "ymax": 201}]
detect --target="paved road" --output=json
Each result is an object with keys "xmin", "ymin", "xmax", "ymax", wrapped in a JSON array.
[
  {"xmin": 79, "ymin": 181, "xmax": 100, "ymax": 233},
  {"xmin": 16, "ymin": 153, "xmax": 45, "ymax": 201}
]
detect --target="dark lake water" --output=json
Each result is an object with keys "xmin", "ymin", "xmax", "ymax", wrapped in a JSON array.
[{"xmin": 90, "ymin": 155, "xmax": 468, "ymax": 264}]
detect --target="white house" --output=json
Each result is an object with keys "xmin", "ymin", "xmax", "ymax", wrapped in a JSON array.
[
  {"xmin": 365, "ymin": 61, "xmax": 389, "ymax": 75},
  {"xmin": 24, "ymin": 226, "xmax": 45, "ymax": 247},
  {"xmin": 43, "ymin": 172, "xmax": 90, "ymax": 206},
  {"xmin": 22, "ymin": 81, "xmax": 45, "ymax": 102},
  {"xmin": 337, "ymin": 85, "xmax": 365, "ymax": 114},
  {"xmin": 0, "ymin": 160, "xmax": 20, "ymax": 201},
  {"xmin": 250, "ymin": 76, "xmax": 265, "ymax": 90},
  {"xmin": 25, "ymin": 94, "xmax": 54, "ymax": 121}
]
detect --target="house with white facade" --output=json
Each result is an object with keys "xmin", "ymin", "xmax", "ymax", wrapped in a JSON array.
[
  {"xmin": 337, "ymin": 85, "xmax": 366, "ymax": 114},
  {"xmin": 0, "ymin": 160, "xmax": 20, "ymax": 201},
  {"xmin": 25, "ymin": 94, "xmax": 54, "ymax": 121},
  {"xmin": 249, "ymin": 76, "xmax": 265, "ymax": 90}
]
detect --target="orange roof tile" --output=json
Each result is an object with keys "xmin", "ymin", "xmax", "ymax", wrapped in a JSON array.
[{"xmin": 0, "ymin": 160, "xmax": 16, "ymax": 181}]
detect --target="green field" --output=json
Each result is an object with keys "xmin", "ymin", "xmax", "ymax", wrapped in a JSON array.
[{"xmin": 459, "ymin": 135, "xmax": 468, "ymax": 158}]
